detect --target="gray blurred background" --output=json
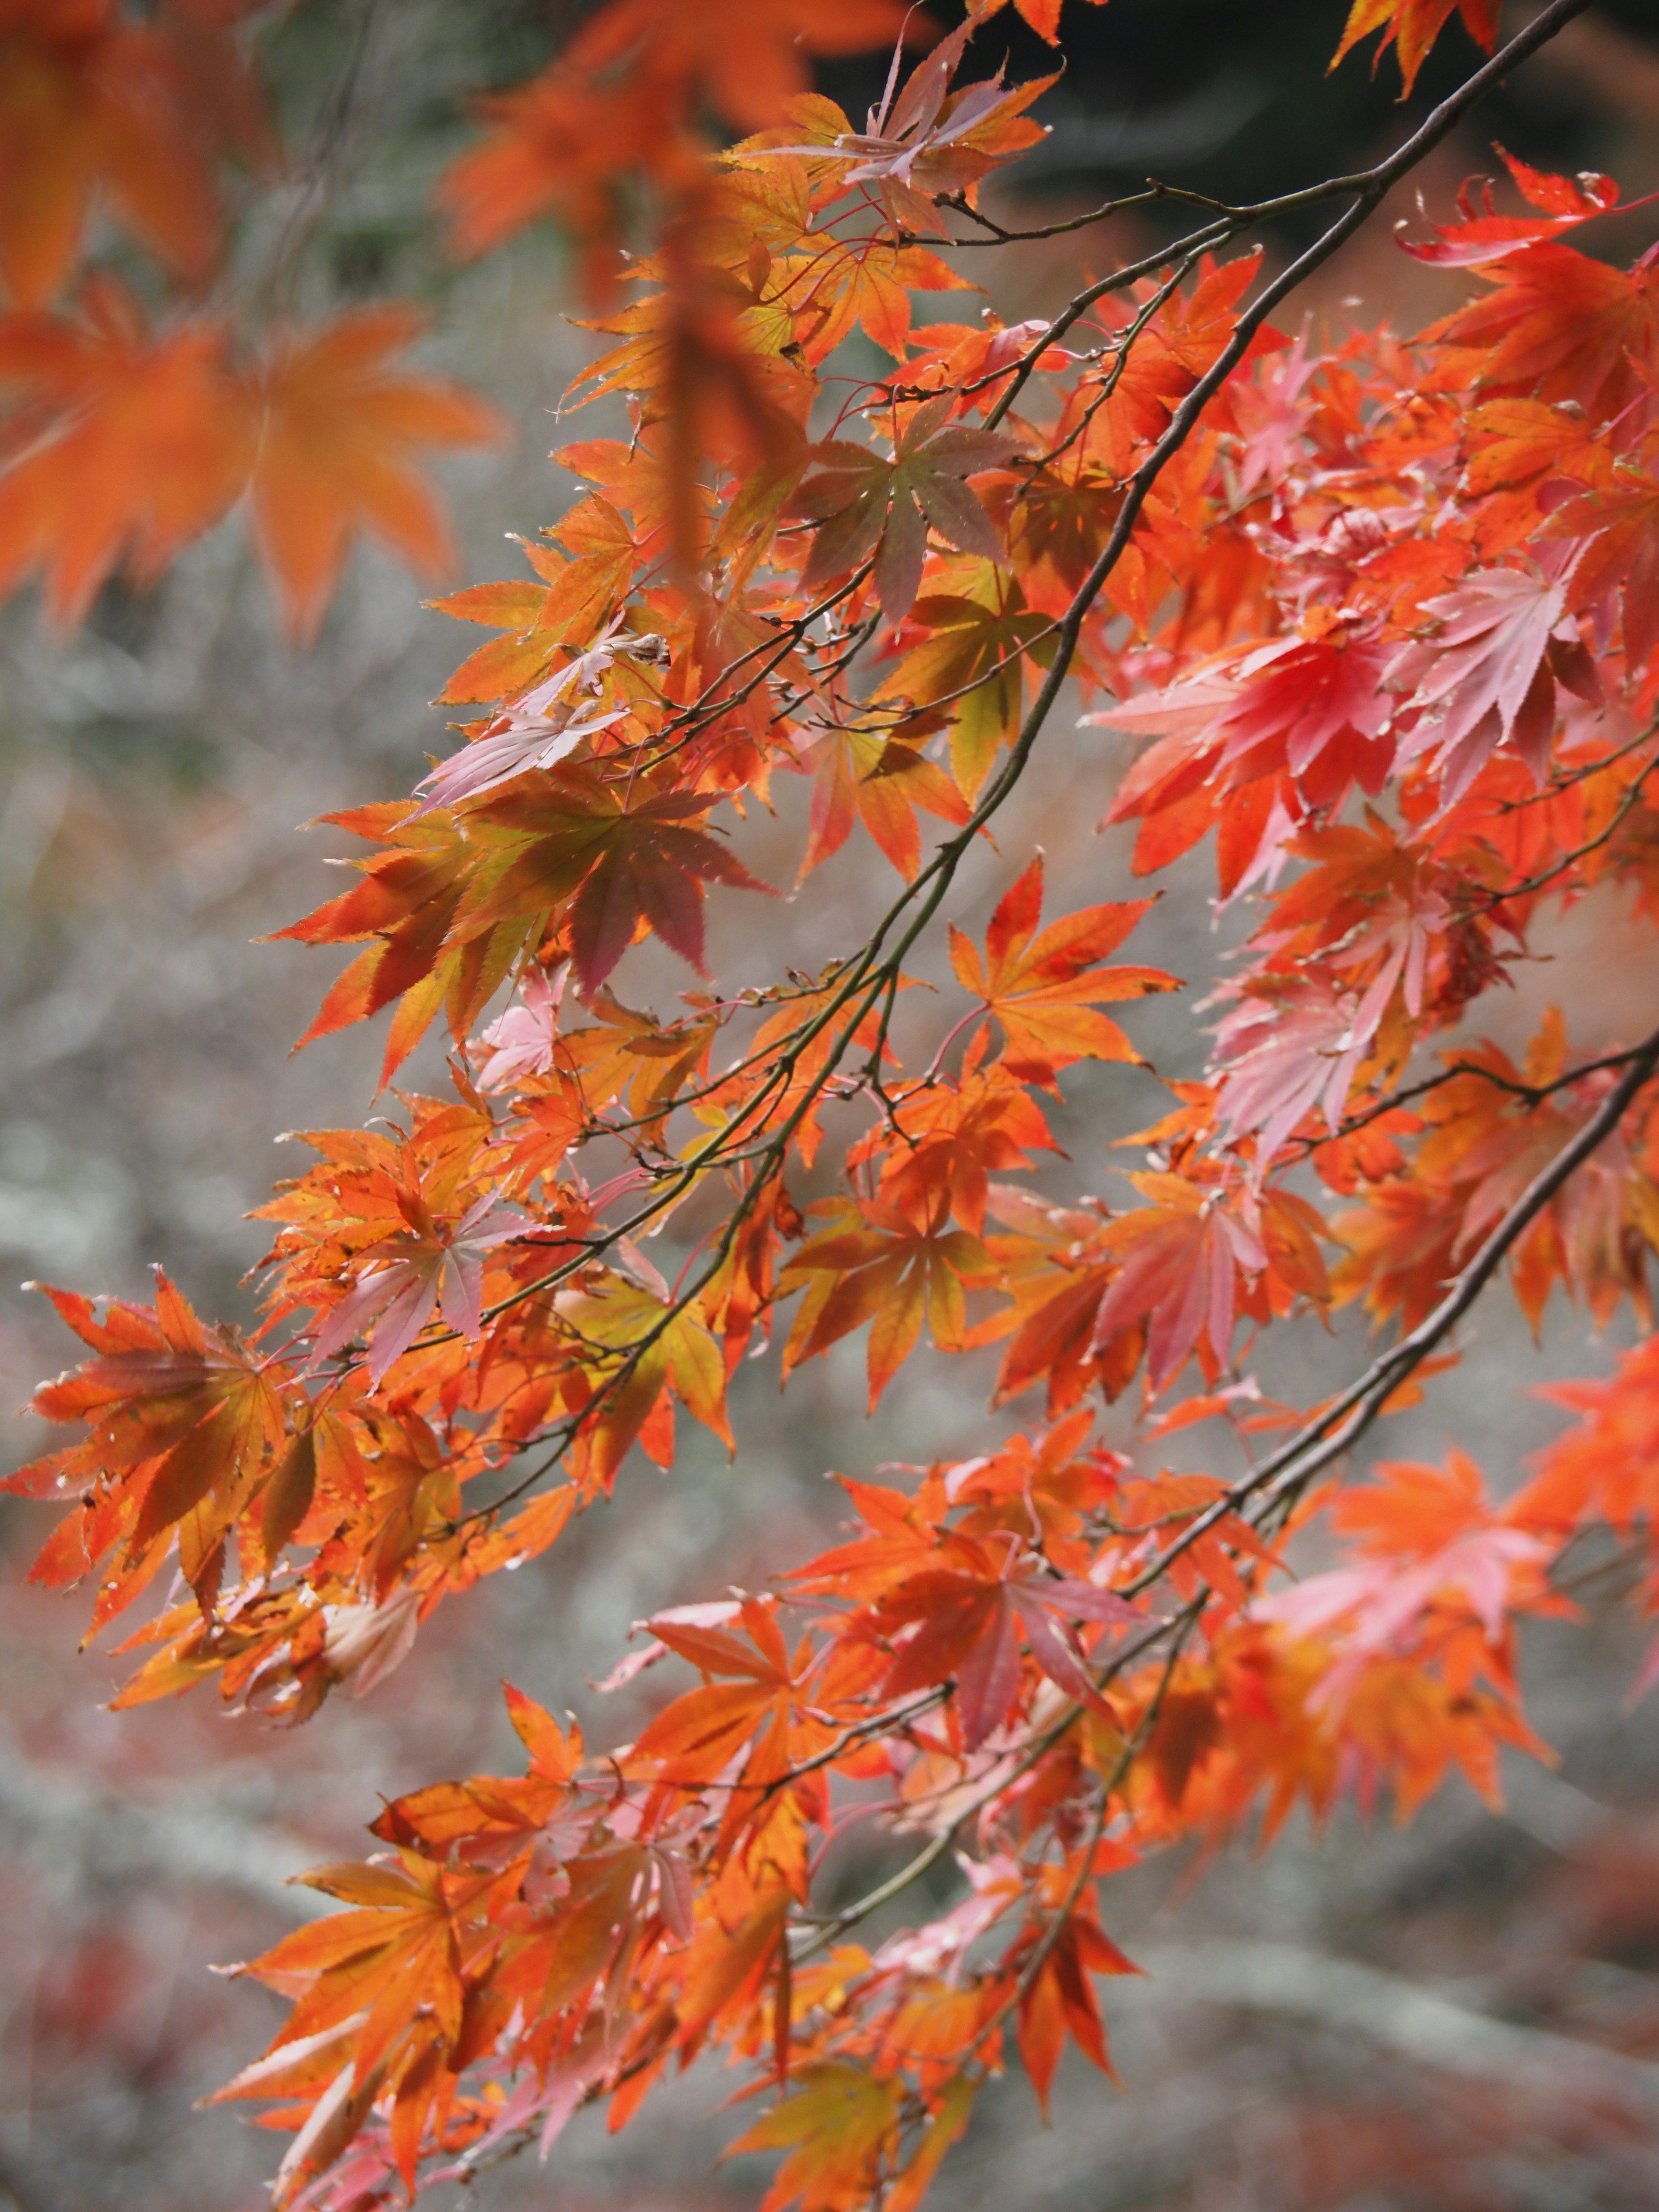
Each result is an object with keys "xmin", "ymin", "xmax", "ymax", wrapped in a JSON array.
[{"xmin": 6, "ymin": 3, "xmax": 1659, "ymax": 2207}]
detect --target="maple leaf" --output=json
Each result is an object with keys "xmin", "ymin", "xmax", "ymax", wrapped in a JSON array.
[
  {"xmin": 0, "ymin": 281, "xmax": 248, "ymax": 622},
  {"xmin": 794, "ymin": 396, "xmax": 1020, "ymax": 621},
  {"xmin": 874, "ymin": 1534, "xmax": 1142, "ymax": 1746},
  {"xmin": 772, "ymin": 235, "xmax": 979, "ymax": 365},
  {"xmin": 0, "ymin": 0, "xmax": 273, "ymax": 307},
  {"xmin": 1422, "ymin": 238, "xmax": 1659, "ymax": 429},
  {"xmin": 10, "ymin": 1273, "xmax": 287, "ymax": 1615},
  {"xmin": 1074, "ymin": 252, "xmax": 1279, "ymax": 480},
  {"xmin": 629, "ymin": 1595, "xmax": 796, "ymax": 1783},
  {"xmin": 1514, "ymin": 1339, "xmax": 1659, "ymax": 1689},
  {"xmin": 799, "ymin": 722, "xmax": 970, "ymax": 883},
  {"xmin": 246, "ymin": 306, "xmax": 505, "ymax": 643},
  {"xmin": 878, "ymin": 562, "xmax": 1055, "ymax": 799},
  {"xmin": 1000, "ymin": 450, "xmax": 1130, "ymax": 619},
  {"xmin": 310, "ymin": 1192, "xmax": 529, "ymax": 1390},
  {"xmin": 1257, "ymin": 1451, "xmax": 1552, "ymax": 1711},
  {"xmin": 221, "ymin": 1846, "xmax": 469, "ymax": 2195},
  {"xmin": 565, "ymin": 188, "xmax": 814, "ymax": 564},
  {"xmin": 552, "ymin": 1272, "xmax": 731, "ymax": 1487},
  {"xmin": 412, "ymin": 690, "xmax": 631, "ymax": 816},
  {"xmin": 1331, "ymin": 0, "xmax": 1499, "ymax": 95},
  {"xmin": 441, "ymin": 0, "xmax": 914, "ymax": 293},
  {"xmin": 1385, "ymin": 564, "xmax": 1592, "ymax": 801},
  {"xmin": 550, "ymin": 781, "xmax": 775, "ymax": 993},
  {"xmin": 1401, "ymin": 147, "xmax": 1623, "ymax": 269},
  {"xmin": 1091, "ymin": 617, "xmax": 1398, "ymax": 876},
  {"xmin": 780, "ymin": 1197, "xmax": 1001, "ymax": 1407},
  {"xmin": 1012, "ymin": 1876, "xmax": 1139, "ymax": 2114},
  {"xmin": 1091, "ymin": 1173, "xmax": 1270, "ymax": 1393},
  {"xmin": 853, "ymin": 1060, "xmax": 1059, "ymax": 1234},
  {"xmin": 947, "ymin": 855, "xmax": 1175, "ymax": 1088},
  {"xmin": 1209, "ymin": 971, "xmax": 1375, "ymax": 1167},
  {"xmin": 278, "ymin": 772, "xmax": 771, "ymax": 1080},
  {"xmin": 473, "ymin": 963, "xmax": 566, "ymax": 1092},
  {"xmin": 974, "ymin": 0, "xmax": 1110, "ymax": 44},
  {"xmin": 780, "ymin": 16, "xmax": 1053, "ymax": 240},
  {"xmin": 728, "ymin": 2063, "xmax": 899, "ymax": 2212},
  {"xmin": 1541, "ymin": 464, "xmax": 1659, "ymax": 666}
]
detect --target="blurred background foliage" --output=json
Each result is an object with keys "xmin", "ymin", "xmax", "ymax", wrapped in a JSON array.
[{"xmin": 6, "ymin": 3, "xmax": 1659, "ymax": 2209}]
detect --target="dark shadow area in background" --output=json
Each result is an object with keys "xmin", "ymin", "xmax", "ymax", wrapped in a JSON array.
[{"xmin": 815, "ymin": 0, "xmax": 1659, "ymax": 252}]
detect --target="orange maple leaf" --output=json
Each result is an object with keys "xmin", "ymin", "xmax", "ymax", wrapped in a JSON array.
[
  {"xmin": 0, "ymin": 0, "xmax": 273, "ymax": 307},
  {"xmin": 1331, "ymin": 0, "xmax": 1500, "ymax": 95},
  {"xmin": 0, "ymin": 279, "xmax": 248, "ymax": 621},
  {"xmin": 246, "ymin": 305, "xmax": 504, "ymax": 642},
  {"xmin": 948, "ymin": 855, "xmax": 1176, "ymax": 1088}
]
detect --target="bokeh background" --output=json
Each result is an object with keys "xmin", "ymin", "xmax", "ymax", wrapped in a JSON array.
[{"xmin": 6, "ymin": 3, "xmax": 1659, "ymax": 2207}]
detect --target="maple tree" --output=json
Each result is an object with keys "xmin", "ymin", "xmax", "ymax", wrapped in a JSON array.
[{"xmin": 13, "ymin": 0, "xmax": 1659, "ymax": 2204}]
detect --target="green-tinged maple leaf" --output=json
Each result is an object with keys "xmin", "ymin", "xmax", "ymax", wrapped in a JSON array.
[
  {"xmin": 948, "ymin": 855, "xmax": 1176, "ymax": 1086},
  {"xmin": 877, "ymin": 560, "xmax": 1055, "ymax": 799},
  {"xmin": 275, "ymin": 772, "xmax": 770, "ymax": 1082},
  {"xmin": 727, "ymin": 2064, "xmax": 899, "ymax": 2212},
  {"xmin": 876, "ymin": 557, "xmax": 1057, "ymax": 801},
  {"xmin": 794, "ymin": 397, "xmax": 1020, "ymax": 620},
  {"xmin": 554, "ymin": 1272, "xmax": 731, "ymax": 1487}
]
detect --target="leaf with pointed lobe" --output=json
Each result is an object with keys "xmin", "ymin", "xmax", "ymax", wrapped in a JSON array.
[
  {"xmin": 309, "ymin": 1191, "xmax": 529, "ymax": 1391},
  {"xmin": 885, "ymin": 2073, "xmax": 977, "ymax": 2212},
  {"xmin": 1421, "ymin": 239, "xmax": 1659, "ymax": 429},
  {"xmin": 874, "ymin": 1535, "xmax": 1141, "ymax": 1747},
  {"xmin": 727, "ymin": 2063, "xmax": 899, "ymax": 2212},
  {"xmin": 777, "ymin": 16, "xmax": 1054, "ymax": 240},
  {"xmin": 442, "ymin": 0, "xmax": 913, "ymax": 278},
  {"xmin": 10, "ymin": 1271, "xmax": 288, "ymax": 1614},
  {"xmin": 245, "ymin": 305, "xmax": 505, "ymax": 644},
  {"xmin": 799, "ymin": 721, "xmax": 970, "ymax": 883},
  {"xmin": 780, "ymin": 1198, "xmax": 1001, "ymax": 1407},
  {"xmin": 1089, "ymin": 1173, "xmax": 1270, "ymax": 1395},
  {"xmin": 0, "ymin": 0, "xmax": 273, "ymax": 308},
  {"xmin": 1074, "ymin": 252, "xmax": 1279, "ymax": 480},
  {"xmin": 1014, "ymin": 1892, "xmax": 1138, "ymax": 2114},
  {"xmin": 629, "ymin": 1662, "xmax": 790, "ymax": 1785},
  {"xmin": 878, "ymin": 563, "xmax": 1055, "ymax": 800},
  {"xmin": 0, "ymin": 283, "xmax": 249, "ymax": 623},
  {"xmin": 794, "ymin": 397, "xmax": 1021, "ymax": 621},
  {"xmin": 948, "ymin": 856, "xmax": 1175, "ymax": 1087},
  {"xmin": 1541, "ymin": 464, "xmax": 1659, "ymax": 665},
  {"xmin": 974, "ymin": 0, "xmax": 1112, "ymax": 42},
  {"xmin": 428, "ymin": 519, "xmax": 639, "ymax": 707},
  {"xmin": 773, "ymin": 237, "xmax": 978, "ymax": 365},
  {"xmin": 1401, "ymin": 146, "xmax": 1623, "ymax": 267},
  {"xmin": 1385, "ymin": 565, "xmax": 1579, "ymax": 801},
  {"xmin": 1331, "ymin": 0, "xmax": 1498, "ymax": 95},
  {"xmin": 278, "ymin": 772, "xmax": 770, "ymax": 1081}
]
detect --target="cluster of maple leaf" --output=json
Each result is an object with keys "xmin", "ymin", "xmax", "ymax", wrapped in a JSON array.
[
  {"xmin": 12, "ymin": 0, "xmax": 1659, "ymax": 2205},
  {"xmin": 0, "ymin": 0, "xmax": 505, "ymax": 636}
]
